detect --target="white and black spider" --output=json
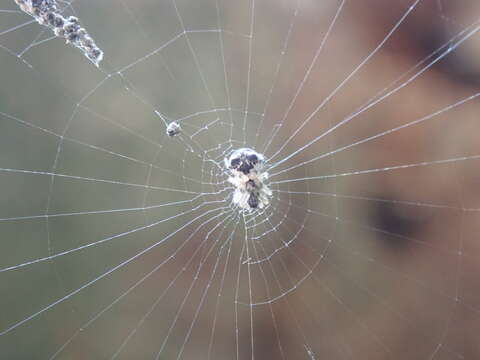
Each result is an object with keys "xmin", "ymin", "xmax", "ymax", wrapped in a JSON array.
[{"xmin": 225, "ymin": 148, "xmax": 272, "ymax": 210}]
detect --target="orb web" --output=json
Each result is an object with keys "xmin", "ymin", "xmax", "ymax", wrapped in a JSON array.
[{"xmin": 1, "ymin": 0, "xmax": 480, "ymax": 359}]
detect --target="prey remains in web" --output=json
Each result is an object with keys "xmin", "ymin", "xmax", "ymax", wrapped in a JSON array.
[
  {"xmin": 166, "ymin": 121, "xmax": 181, "ymax": 137},
  {"xmin": 15, "ymin": 0, "xmax": 103, "ymax": 65},
  {"xmin": 225, "ymin": 148, "xmax": 272, "ymax": 211}
]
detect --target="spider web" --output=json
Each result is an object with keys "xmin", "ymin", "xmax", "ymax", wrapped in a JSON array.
[{"xmin": 1, "ymin": 0, "xmax": 480, "ymax": 359}]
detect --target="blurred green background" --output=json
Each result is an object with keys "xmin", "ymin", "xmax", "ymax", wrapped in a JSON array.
[{"xmin": 1, "ymin": 0, "xmax": 480, "ymax": 359}]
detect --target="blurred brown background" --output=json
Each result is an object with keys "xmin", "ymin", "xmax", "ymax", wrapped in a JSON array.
[{"xmin": 1, "ymin": 0, "xmax": 480, "ymax": 359}]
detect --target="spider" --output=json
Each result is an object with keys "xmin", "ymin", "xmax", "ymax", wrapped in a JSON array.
[{"xmin": 225, "ymin": 148, "xmax": 271, "ymax": 210}]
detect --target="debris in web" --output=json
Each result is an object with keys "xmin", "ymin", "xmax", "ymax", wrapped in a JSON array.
[
  {"xmin": 166, "ymin": 121, "xmax": 181, "ymax": 137},
  {"xmin": 14, "ymin": 0, "xmax": 104, "ymax": 66}
]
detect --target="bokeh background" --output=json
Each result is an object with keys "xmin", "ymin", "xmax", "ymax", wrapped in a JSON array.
[{"xmin": 1, "ymin": 0, "xmax": 480, "ymax": 359}]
